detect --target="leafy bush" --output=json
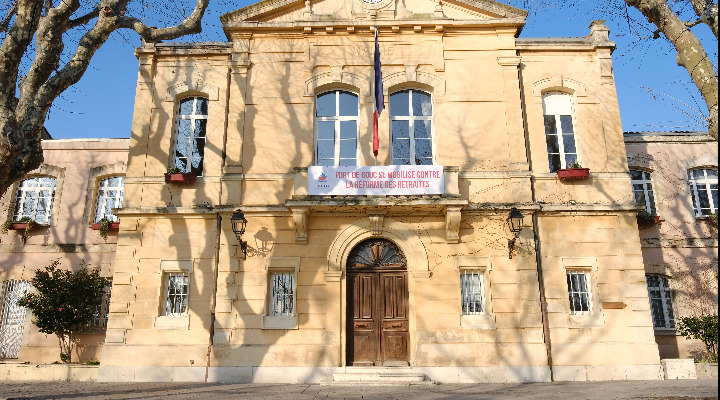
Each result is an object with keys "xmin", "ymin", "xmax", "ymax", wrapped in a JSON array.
[
  {"xmin": 20, "ymin": 260, "xmax": 110, "ymax": 363},
  {"xmin": 677, "ymin": 315, "xmax": 718, "ymax": 363}
]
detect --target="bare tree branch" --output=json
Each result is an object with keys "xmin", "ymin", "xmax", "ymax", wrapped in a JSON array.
[
  {"xmin": 0, "ymin": 1, "xmax": 18, "ymax": 33},
  {"xmin": 68, "ymin": 9, "xmax": 100, "ymax": 29},
  {"xmin": 687, "ymin": 0, "xmax": 718, "ymax": 38}
]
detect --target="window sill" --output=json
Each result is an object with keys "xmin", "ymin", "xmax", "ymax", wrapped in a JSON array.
[
  {"xmin": 262, "ymin": 315, "xmax": 298, "ymax": 330},
  {"xmin": 153, "ymin": 315, "xmax": 189, "ymax": 330},
  {"xmin": 654, "ymin": 328, "xmax": 679, "ymax": 336},
  {"xmin": 568, "ymin": 313, "xmax": 604, "ymax": 328},
  {"xmin": 460, "ymin": 314, "xmax": 496, "ymax": 330}
]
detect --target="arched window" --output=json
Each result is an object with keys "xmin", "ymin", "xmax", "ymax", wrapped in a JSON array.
[
  {"xmin": 389, "ymin": 89, "xmax": 433, "ymax": 165},
  {"xmin": 645, "ymin": 275, "xmax": 675, "ymax": 329},
  {"xmin": 630, "ymin": 170, "xmax": 656, "ymax": 215},
  {"xmin": 173, "ymin": 96, "xmax": 208, "ymax": 176},
  {"xmin": 315, "ymin": 90, "xmax": 358, "ymax": 166},
  {"xmin": 688, "ymin": 168, "xmax": 718, "ymax": 217},
  {"xmin": 94, "ymin": 176, "xmax": 124, "ymax": 223},
  {"xmin": 542, "ymin": 92, "xmax": 578, "ymax": 172},
  {"xmin": 12, "ymin": 177, "xmax": 57, "ymax": 224}
]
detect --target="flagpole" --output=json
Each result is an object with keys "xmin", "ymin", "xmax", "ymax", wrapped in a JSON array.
[{"xmin": 373, "ymin": 26, "xmax": 378, "ymax": 167}]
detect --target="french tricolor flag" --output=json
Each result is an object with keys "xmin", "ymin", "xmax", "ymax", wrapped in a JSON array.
[{"xmin": 373, "ymin": 28, "xmax": 384, "ymax": 158}]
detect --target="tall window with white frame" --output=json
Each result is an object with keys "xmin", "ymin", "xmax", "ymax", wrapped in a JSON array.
[
  {"xmin": 315, "ymin": 90, "xmax": 358, "ymax": 166},
  {"xmin": 163, "ymin": 272, "xmax": 189, "ymax": 316},
  {"xmin": 566, "ymin": 270, "xmax": 592, "ymax": 315},
  {"xmin": 460, "ymin": 270, "xmax": 485, "ymax": 315},
  {"xmin": 542, "ymin": 92, "xmax": 578, "ymax": 172},
  {"xmin": 687, "ymin": 168, "xmax": 718, "ymax": 217},
  {"xmin": 630, "ymin": 170, "xmax": 656, "ymax": 215},
  {"xmin": 94, "ymin": 176, "xmax": 124, "ymax": 223},
  {"xmin": 645, "ymin": 275, "xmax": 675, "ymax": 330},
  {"xmin": 12, "ymin": 177, "xmax": 57, "ymax": 224},
  {"xmin": 269, "ymin": 271, "xmax": 295, "ymax": 316},
  {"xmin": 389, "ymin": 89, "xmax": 433, "ymax": 165},
  {"xmin": 174, "ymin": 97, "xmax": 208, "ymax": 176}
]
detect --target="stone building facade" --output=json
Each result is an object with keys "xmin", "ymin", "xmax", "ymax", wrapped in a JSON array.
[
  {"xmin": 91, "ymin": 0, "xmax": 663, "ymax": 383},
  {"xmin": 625, "ymin": 131, "xmax": 718, "ymax": 361},
  {"xmin": 0, "ymin": 138, "xmax": 128, "ymax": 362}
]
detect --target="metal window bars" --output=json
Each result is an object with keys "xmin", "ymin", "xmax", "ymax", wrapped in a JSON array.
[
  {"xmin": 460, "ymin": 270, "xmax": 485, "ymax": 315},
  {"xmin": 164, "ymin": 273, "xmax": 189, "ymax": 316},
  {"xmin": 270, "ymin": 272, "xmax": 295, "ymax": 316}
]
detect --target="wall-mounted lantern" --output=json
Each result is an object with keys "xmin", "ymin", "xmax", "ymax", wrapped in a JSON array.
[
  {"xmin": 231, "ymin": 209, "xmax": 248, "ymax": 260},
  {"xmin": 507, "ymin": 207, "xmax": 524, "ymax": 259}
]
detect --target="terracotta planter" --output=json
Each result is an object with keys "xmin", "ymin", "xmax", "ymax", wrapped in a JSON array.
[
  {"xmin": 9, "ymin": 222, "xmax": 32, "ymax": 231},
  {"xmin": 637, "ymin": 215, "xmax": 661, "ymax": 226},
  {"xmin": 164, "ymin": 172, "xmax": 196, "ymax": 184},
  {"xmin": 557, "ymin": 168, "xmax": 590, "ymax": 180},
  {"xmin": 91, "ymin": 221, "xmax": 120, "ymax": 230}
]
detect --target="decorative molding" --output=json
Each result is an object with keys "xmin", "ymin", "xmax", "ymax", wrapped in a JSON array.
[
  {"xmin": 369, "ymin": 214, "xmax": 385, "ymax": 236},
  {"xmin": 445, "ymin": 206, "xmax": 462, "ymax": 243},
  {"xmin": 304, "ymin": 70, "xmax": 368, "ymax": 97},
  {"xmin": 165, "ymin": 81, "xmax": 220, "ymax": 101},
  {"xmin": 531, "ymin": 75, "xmax": 590, "ymax": 100},
  {"xmin": 383, "ymin": 70, "xmax": 446, "ymax": 96},
  {"xmin": 292, "ymin": 207, "xmax": 309, "ymax": 244}
]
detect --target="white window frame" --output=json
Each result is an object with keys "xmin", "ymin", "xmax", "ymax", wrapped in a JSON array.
[
  {"xmin": 163, "ymin": 272, "xmax": 189, "ymax": 316},
  {"xmin": 460, "ymin": 270, "xmax": 485, "ymax": 315},
  {"xmin": 94, "ymin": 176, "xmax": 124, "ymax": 223},
  {"xmin": 542, "ymin": 92, "xmax": 579, "ymax": 172},
  {"xmin": 688, "ymin": 168, "xmax": 718, "ymax": 217},
  {"xmin": 389, "ymin": 89, "xmax": 434, "ymax": 166},
  {"xmin": 315, "ymin": 90, "xmax": 359, "ymax": 166},
  {"xmin": 154, "ymin": 260, "xmax": 193, "ymax": 330},
  {"xmin": 566, "ymin": 270, "xmax": 593, "ymax": 315},
  {"xmin": 173, "ymin": 96, "xmax": 208, "ymax": 175},
  {"xmin": 12, "ymin": 177, "xmax": 57, "ymax": 224},
  {"xmin": 262, "ymin": 257, "xmax": 300, "ymax": 330},
  {"xmin": 456, "ymin": 256, "xmax": 495, "ymax": 329},
  {"xmin": 645, "ymin": 275, "xmax": 675, "ymax": 330},
  {"xmin": 630, "ymin": 169, "xmax": 656, "ymax": 215}
]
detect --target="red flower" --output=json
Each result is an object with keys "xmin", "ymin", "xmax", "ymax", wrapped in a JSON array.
[{"xmin": 59, "ymin": 307, "xmax": 62, "ymax": 311}]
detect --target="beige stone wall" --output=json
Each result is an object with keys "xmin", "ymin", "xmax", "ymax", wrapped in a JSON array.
[
  {"xmin": 625, "ymin": 133, "xmax": 718, "ymax": 360},
  {"xmin": 0, "ymin": 139, "xmax": 128, "ymax": 363}
]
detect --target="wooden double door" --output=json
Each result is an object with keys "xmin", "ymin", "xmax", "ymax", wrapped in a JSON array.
[{"xmin": 346, "ymin": 239, "xmax": 409, "ymax": 366}]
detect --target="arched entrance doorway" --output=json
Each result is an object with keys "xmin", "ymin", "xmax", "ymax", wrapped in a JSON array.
[{"xmin": 346, "ymin": 238, "xmax": 409, "ymax": 366}]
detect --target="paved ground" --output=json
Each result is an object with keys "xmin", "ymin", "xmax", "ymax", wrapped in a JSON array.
[{"xmin": 0, "ymin": 379, "xmax": 717, "ymax": 400}]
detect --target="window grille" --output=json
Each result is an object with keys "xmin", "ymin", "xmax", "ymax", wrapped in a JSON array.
[
  {"xmin": 542, "ymin": 92, "xmax": 578, "ymax": 172},
  {"xmin": 315, "ymin": 90, "xmax": 359, "ymax": 166},
  {"xmin": 630, "ymin": 170, "xmax": 656, "ymax": 215},
  {"xmin": 460, "ymin": 270, "xmax": 485, "ymax": 315},
  {"xmin": 12, "ymin": 177, "xmax": 57, "ymax": 224},
  {"xmin": 164, "ymin": 272, "xmax": 189, "ymax": 316},
  {"xmin": 269, "ymin": 272, "xmax": 295, "ymax": 316},
  {"xmin": 94, "ymin": 177, "xmax": 124, "ymax": 223},
  {"xmin": 390, "ymin": 89, "xmax": 433, "ymax": 165},
  {"xmin": 566, "ymin": 271, "xmax": 592, "ymax": 315},
  {"xmin": 646, "ymin": 275, "xmax": 675, "ymax": 329},
  {"xmin": 688, "ymin": 169, "xmax": 718, "ymax": 217},
  {"xmin": 0, "ymin": 280, "xmax": 31, "ymax": 359},
  {"xmin": 174, "ymin": 97, "xmax": 208, "ymax": 176},
  {"xmin": 85, "ymin": 281, "xmax": 112, "ymax": 330}
]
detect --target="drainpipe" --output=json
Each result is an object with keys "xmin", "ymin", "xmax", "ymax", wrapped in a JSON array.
[
  {"xmin": 533, "ymin": 212, "xmax": 554, "ymax": 381},
  {"xmin": 205, "ymin": 213, "xmax": 221, "ymax": 382}
]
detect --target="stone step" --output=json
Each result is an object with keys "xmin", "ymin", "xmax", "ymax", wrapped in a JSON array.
[{"xmin": 330, "ymin": 367, "xmax": 433, "ymax": 385}]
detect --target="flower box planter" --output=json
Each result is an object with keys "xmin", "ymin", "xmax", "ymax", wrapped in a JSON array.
[
  {"xmin": 164, "ymin": 172, "xmax": 196, "ymax": 184},
  {"xmin": 91, "ymin": 222, "xmax": 120, "ymax": 230},
  {"xmin": 637, "ymin": 214, "xmax": 661, "ymax": 226},
  {"xmin": 9, "ymin": 222, "xmax": 33, "ymax": 231},
  {"xmin": 557, "ymin": 168, "xmax": 590, "ymax": 180}
]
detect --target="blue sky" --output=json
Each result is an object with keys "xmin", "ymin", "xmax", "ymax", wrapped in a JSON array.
[{"xmin": 43, "ymin": 0, "xmax": 717, "ymax": 139}]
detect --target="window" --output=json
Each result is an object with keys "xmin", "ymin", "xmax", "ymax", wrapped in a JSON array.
[
  {"xmin": 262, "ymin": 257, "xmax": 299, "ymax": 329},
  {"xmin": 12, "ymin": 177, "xmax": 57, "ymax": 224},
  {"xmin": 94, "ymin": 176, "xmax": 124, "ymax": 223},
  {"xmin": 688, "ymin": 168, "xmax": 718, "ymax": 217},
  {"xmin": 630, "ymin": 170, "xmax": 656, "ymax": 215},
  {"xmin": 85, "ymin": 281, "xmax": 112, "ymax": 330},
  {"xmin": 163, "ymin": 272, "xmax": 189, "ymax": 316},
  {"xmin": 460, "ymin": 270, "xmax": 485, "ymax": 315},
  {"xmin": 566, "ymin": 270, "xmax": 592, "ymax": 315},
  {"xmin": 174, "ymin": 96, "xmax": 208, "ymax": 176},
  {"xmin": 390, "ymin": 89, "xmax": 433, "ymax": 165},
  {"xmin": 542, "ymin": 92, "xmax": 578, "ymax": 172},
  {"xmin": 315, "ymin": 90, "xmax": 358, "ymax": 166},
  {"xmin": 646, "ymin": 275, "xmax": 675, "ymax": 330},
  {"xmin": 269, "ymin": 272, "xmax": 295, "ymax": 316},
  {"xmin": 0, "ymin": 280, "xmax": 31, "ymax": 359}
]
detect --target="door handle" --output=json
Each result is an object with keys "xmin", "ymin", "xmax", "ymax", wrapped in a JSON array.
[
  {"xmin": 389, "ymin": 323, "xmax": 402, "ymax": 328},
  {"xmin": 354, "ymin": 323, "xmax": 368, "ymax": 328}
]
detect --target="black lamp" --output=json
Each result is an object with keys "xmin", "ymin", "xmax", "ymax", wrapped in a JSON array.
[
  {"xmin": 507, "ymin": 207, "xmax": 524, "ymax": 259},
  {"xmin": 231, "ymin": 209, "xmax": 248, "ymax": 259}
]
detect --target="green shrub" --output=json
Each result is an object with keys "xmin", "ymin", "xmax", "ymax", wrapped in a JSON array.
[
  {"xmin": 677, "ymin": 315, "xmax": 718, "ymax": 363},
  {"xmin": 20, "ymin": 260, "xmax": 109, "ymax": 363}
]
